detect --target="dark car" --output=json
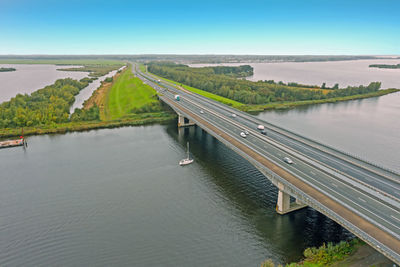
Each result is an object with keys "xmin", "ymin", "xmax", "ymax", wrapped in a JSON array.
[{"xmin": 261, "ymin": 130, "xmax": 267, "ymax": 135}]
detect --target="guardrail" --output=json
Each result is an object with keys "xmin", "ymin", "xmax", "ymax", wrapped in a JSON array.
[
  {"xmin": 137, "ymin": 67, "xmax": 400, "ymax": 264},
  {"xmin": 141, "ymin": 67, "xmax": 400, "ymax": 178},
  {"xmin": 167, "ymin": 97, "xmax": 400, "ymax": 264}
]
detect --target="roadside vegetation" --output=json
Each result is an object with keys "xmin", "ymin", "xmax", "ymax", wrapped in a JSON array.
[
  {"xmin": 104, "ymin": 65, "xmax": 163, "ymax": 120},
  {"xmin": 146, "ymin": 62, "xmax": 399, "ymax": 111},
  {"xmin": 0, "ymin": 67, "xmax": 16, "ymax": 72},
  {"xmin": 147, "ymin": 71, "xmax": 244, "ymax": 108},
  {"xmin": 261, "ymin": 239, "xmax": 364, "ymax": 267}
]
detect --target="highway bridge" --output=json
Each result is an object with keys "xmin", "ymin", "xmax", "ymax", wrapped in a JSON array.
[{"xmin": 132, "ymin": 64, "xmax": 400, "ymax": 264}]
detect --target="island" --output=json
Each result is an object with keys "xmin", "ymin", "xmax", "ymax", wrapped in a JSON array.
[
  {"xmin": 146, "ymin": 62, "xmax": 400, "ymax": 112},
  {"xmin": 0, "ymin": 62, "xmax": 175, "ymax": 138},
  {"xmin": 369, "ymin": 63, "xmax": 400, "ymax": 69},
  {"xmin": 0, "ymin": 67, "xmax": 16, "ymax": 72}
]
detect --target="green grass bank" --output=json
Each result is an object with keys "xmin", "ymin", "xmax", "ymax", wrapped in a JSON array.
[
  {"xmin": 145, "ymin": 68, "xmax": 399, "ymax": 112},
  {"xmin": 105, "ymin": 65, "xmax": 163, "ymax": 120}
]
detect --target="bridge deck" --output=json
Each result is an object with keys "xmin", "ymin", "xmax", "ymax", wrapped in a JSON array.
[{"xmin": 134, "ymin": 64, "xmax": 400, "ymax": 264}]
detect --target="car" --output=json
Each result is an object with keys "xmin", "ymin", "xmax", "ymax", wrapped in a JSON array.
[
  {"xmin": 200, "ymin": 110, "xmax": 204, "ymax": 114},
  {"xmin": 257, "ymin": 125, "xmax": 265, "ymax": 130},
  {"xmin": 244, "ymin": 130, "xmax": 249, "ymax": 135},
  {"xmin": 240, "ymin": 132, "xmax": 247, "ymax": 138},
  {"xmin": 231, "ymin": 113, "xmax": 237, "ymax": 118},
  {"xmin": 261, "ymin": 130, "xmax": 267, "ymax": 135},
  {"xmin": 283, "ymin": 157, "xmax": 293, "ymax": 164}
]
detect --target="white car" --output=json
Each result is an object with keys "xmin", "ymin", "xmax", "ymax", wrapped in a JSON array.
[
  {"xmin": 200, "ymin": 110, "xmax": 204, "ymax": 114},
  {"xmin": 231, "ymin": 113, "xmax": 237, "ymax": 118},
  {"xmin": 257, "ymin": 125, "xmax": 265, "ymax": 130},
  {"xmin": 283, "ymin": 157, "xmax": 293, "ymax": 164},
  {"xmin": 240, "ymin": 132, "xmax": 247, "ymax": 138}
]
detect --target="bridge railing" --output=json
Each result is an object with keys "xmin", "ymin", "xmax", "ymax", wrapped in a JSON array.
[{"xmin": 142, "ymin": 69, "xmax": 400, "ymax": 264}]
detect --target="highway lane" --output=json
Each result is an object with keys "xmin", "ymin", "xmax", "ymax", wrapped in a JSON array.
[
  {"xmin": 134, "ymin": 65, "xmax": 400, "ymax": 262},
  {"xmin": 165, "ymin": 88, "xmax": 400, "ymax": 239},
  {"xmin": 138, "ymin": 68, "xmax": 400, "ymax": 201},
  {"xmin": 134, "ymin": 67, "xmax": 400, "ymax": 239}
]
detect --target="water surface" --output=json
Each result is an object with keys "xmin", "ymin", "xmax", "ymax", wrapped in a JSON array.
[
  {"xmin": 0, "ymin": 124, "xmax": 351, "ymax": 266},
  {"xmin": 190, "ymin": 59, "xmax": 400, "ymax": 89},
  {"xmin": 0, "ymin": 64, "xmax": 87, "ymax": 103},
  {"xmin": 70, "ymin": 66, "xmax": 126, "ymax": 113},
  {"xmin": 256, "ymin": 91, "xmax": 400, "ymax": 172}
]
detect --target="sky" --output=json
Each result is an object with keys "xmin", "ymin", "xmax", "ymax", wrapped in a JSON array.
[{"xmin": 0, "ymin": 0, "xmax": 399, "ymax": 55}]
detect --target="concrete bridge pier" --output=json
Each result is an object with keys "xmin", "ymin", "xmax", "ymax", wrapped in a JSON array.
[
  {"xmin": 178, "ymin": 114, "xmax": 195, "ymax": 127},
  {"xmin": 276, "ymin": 182, "xmax": 307, "ymax": 215}
]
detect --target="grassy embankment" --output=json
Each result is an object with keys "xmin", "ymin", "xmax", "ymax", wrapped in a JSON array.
[
  {"xmin": 141, "ymin": 66, "xmax": 244, "ymax": 109},
  {"xmin": 103, "ymin": 65, "xmax": 165, "ymax": 120},
  {"xmin": 144, "ymin": 65, "xmax": 399, "ymax": 112},
  {"xmin": 0, "ymin": 63, "xmax": 174, "ymax": 138}
]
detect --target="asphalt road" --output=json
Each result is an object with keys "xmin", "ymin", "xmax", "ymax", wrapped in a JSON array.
[{"xmin": 133, "ymin": 64, "xmax": 400, "ymax": 262}]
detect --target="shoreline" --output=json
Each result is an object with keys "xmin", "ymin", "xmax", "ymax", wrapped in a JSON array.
[
  {"xmin": 143, "ymin": 67, "xmax": 400, "ymax": 112},
  {"xmin": 241, "ymin": 89, "xmax": 400, "ymax": 112},
  {"xmin": 261, "ymin": 238, "xmax": 395, "ymax": 267},
  {"xmin": 0, "ymin": 112, "xmax": 176, "ymax": 139}
]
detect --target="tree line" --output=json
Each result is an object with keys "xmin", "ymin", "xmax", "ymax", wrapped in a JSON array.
[
  {"xmin": 147, "ymin": 62, "xmax": 382, "ymax": 105},
  {"xmin": 369, "ymin": 63, "xmax": 400, "ymax": 69},
  {"xmin": 0, "ymin": 67, "xmax": 16, "ymax": 72},
  {"xmin": 0, "ymin": 78, "xmax": 91, "ymax": 128}
]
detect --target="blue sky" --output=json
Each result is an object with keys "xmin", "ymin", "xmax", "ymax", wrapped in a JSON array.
[{"xmin": 1, "ymin": 0, "xmax": 399, "ymax": 55}]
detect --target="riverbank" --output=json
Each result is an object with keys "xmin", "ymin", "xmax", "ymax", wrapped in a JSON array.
[
  {"xmin": 104, "ymin": 65, "xmax": 164, "ymax": 120},
  {"xmin": 142, "ymin": 66, "xmax": 400, "ymax": 112},
  {"xmin": 0, "ymin": 112, "xmax": 175, "ymax": 138},
  {"xmin": 82, "ymin": 71, "xmax": 122, "ymax": 120},
  {"xmin": 241, "ymin": 89, "xmax": 400, "ymax": 112},
  {"xmin": 261, "ymin": 239, "xmax": 394, "ymax": 267},
  {"xmin": 0, "ymin": 63, "xmax": 175, "ymax": 138},
  {"xmin": 0, "ymin": 67, "xmax": 16, "ymax": 72}
]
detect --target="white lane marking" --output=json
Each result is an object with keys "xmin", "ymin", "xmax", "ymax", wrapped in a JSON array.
[
  {"xmin": 391, "ymin": 215, "xmax": 400, "ymax": 223},
  {"xmin": 310, "ymin": 170, "xmax": 316, "ymax": 175},
  {"xmin": 332, "ymin": 183, "xmax": 338, "ymax": 188},
  {"xmin": 358, "ymin": 197, "xmax": 367, "ymax": 203},
  {"xmin": 146, "ymin": 74, "xmax": 400, "ymax": 233}
]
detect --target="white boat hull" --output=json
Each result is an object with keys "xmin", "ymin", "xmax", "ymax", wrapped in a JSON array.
[{"xmin": 179, "ymin": 158, "xmax": 194, "ymax": 166}]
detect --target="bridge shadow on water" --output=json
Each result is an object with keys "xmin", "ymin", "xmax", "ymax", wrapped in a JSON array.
[{"xmin": 165, "ymin": 121, "xmax": 353, "ymax": 263}]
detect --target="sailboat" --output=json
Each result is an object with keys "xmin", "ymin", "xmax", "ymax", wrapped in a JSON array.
[{"xmin": 179, "ymin": 142, "xmax": 194, "ymax": 166}]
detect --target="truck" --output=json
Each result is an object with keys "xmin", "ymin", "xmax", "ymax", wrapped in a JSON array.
[{"xmin": 174, "ymin": 95, "xmax": 180, "ymax": 101}]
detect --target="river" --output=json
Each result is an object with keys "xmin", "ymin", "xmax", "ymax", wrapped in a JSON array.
[
  {"xmin": 189, "ymin": 59, "xmax": 400, "ymax": 89},
  {"xmin": 70, "ymin": 66, "xmax": 126, "ymax": 113},
  {"xmin": 1, "ymin": 60, "xmax": 398, "ymax": 266},
  {"xmin": 0, "ymin": 123, "xmax": 352, "ymax": 266},
  {"xmin": 0, "ymin": 64, "xmax": 88, "ymax": 103},
  {"xmin": 256, "ymin": 91, "xmax": 400, "ymax": 172}
]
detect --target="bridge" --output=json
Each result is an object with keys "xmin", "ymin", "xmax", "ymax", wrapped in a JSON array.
[{"xmin": 132, "ymin": 64, "xmax": 400, "ymax": 264}]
